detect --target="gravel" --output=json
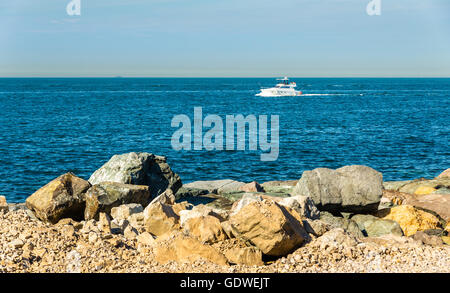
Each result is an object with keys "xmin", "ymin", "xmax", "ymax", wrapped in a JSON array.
[{"xmin": 1, "ymin": 210, "xmax": 449, "ymax": 273}]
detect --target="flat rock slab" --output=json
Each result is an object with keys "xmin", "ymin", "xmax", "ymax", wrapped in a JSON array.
[
  {"xmin": 397, "ymin": 178, "xmax": 450, "ymax": 195},
  {"xmin": 183, "ymin": 180, "xmax": 245, "ymax": 195},
  {"xmin": 383, "ymin": 180, "xmax": 413, "ymax": 191},
  {"xmin": 261, "ymin": 180, "xmax": 298, "ymax": 194}
]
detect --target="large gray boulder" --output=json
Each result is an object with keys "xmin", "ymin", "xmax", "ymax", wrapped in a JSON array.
[
  {"xmin": 293, "ymin": 165, "xmax": 383, "ymax": 214},
  {"xmin": 84, "ymin": 182, "xmax": 151, "ymax": 220},
  {"xmin": 88, "ymin": 152, "xmax": 182, "ymax": 198}
]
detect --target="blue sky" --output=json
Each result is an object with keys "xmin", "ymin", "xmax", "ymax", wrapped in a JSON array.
[{"xmin": 0, "ymin": 0, "xmax": 449, "ymax": 77}]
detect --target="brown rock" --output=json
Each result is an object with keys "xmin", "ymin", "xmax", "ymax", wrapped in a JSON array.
[
  {"xmin": 402, "ymin": 193, "xmax": 450, "ymax": 223},
  {"xmin": 442, "ymin": 236, "xmax": 450, "ymax": 245},
  {"xmin": 153, "ymin": 233, "xmax": 228, "ymax": 265},
  {"xmin": 137, "ymin": 232, "xmax": 155, "ymax": 246},
  {"xmin": 128, "ymin": 212, "xmax": 145, "ymax": 231},
  {"xmin": 26, "ymin": 173, "xmax": 91, "ymax": 223},
  {"xmin": 149, "ymin": 188, "xmax": 176, "ymax": 205},
  {"xmin": 381, "ymin": 190, "xmax": 410, "ymax": 205},
  {"xmin": 224, "ymin": 247, "xmax": 264, "ymax": 266},
  {"xmin": 221, "ymin": 221, "xmax": 236, "ymax": 239},
  {"xmin": 239, "ymin": 181, "xmax": 265, "ymax": 193},
  {"xmin": 143, "ymin": 202, "xmax": 179, "ymax": 236},
  {"xmin": 84, "ymin": 182, "xmax": 151, "ymax": 220},
  {"xmin": 61, "ymin": 225, "xmax": 76, "ymax": 238},
  {"xmin": 229, "ymin": 200, "xmax": 306, "ymax": 256},
  {"xmin": 172, "ymin": 201, "xmax": 192, "ymax": 216},
  {"xmin": 183, "ymin": 215, "xmax": 227, "ymax": 244},
  {"xmin": 124, "ymin": 225, "xmax": 138, "ymax": 239},
  {"xmin": 179, "ymin": 204, "xmax": 226, "ymax": 225},
  {"xmin": 110, "ymin": 204, "xmax": 143, "ymax": 221},
  {"xmin": 413, "ymin": 231, "xmax": 444, "ymax": 246},
  {"xmin": 98, "ymin": 212, "xmax": 112, "ymax": 235}
]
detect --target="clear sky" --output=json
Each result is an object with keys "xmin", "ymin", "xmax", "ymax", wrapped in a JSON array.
[{"xmin": 0, "ymin": 0, "xmax": 449, "ymax": 77}]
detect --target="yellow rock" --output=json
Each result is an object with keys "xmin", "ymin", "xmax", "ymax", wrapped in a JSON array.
[
  {"xmin": 153, "ymin": 232, "xmax": 228, "ymax": 265},
  {"xmin": 137, "ymin": 232, "xmax": 155, "ymax": 246},
  {"xmin": 414, "ymin": 186, "xmax": 437, "ymax": 195},
  {"xmin": 224, "ymin": 247, "xmax": 264, "ymax": 266},
  {"xmin": 143, "ymin": 202, "xmax": 180, "ymax": 236},
  {"xmin": 183, "ymin": 215, "xmax": 227, "ymax": 244},
  {"xmin": 229, "ymin": 200, "xmax": 306, "ymax": 256},
  {"xmin": 442, "ymin": 236, "xmax": 450, "ymax": 246},
  {"xmin": 172, "ymin": 201, "xmax": 191, "ymax": 216},
  {"xmin": 25, "ymin": 173, "xmax": 90, "ymax": 223},
  {"xmin": 382, "ymin": 205, "xmax": 441, "ymax": 237}
]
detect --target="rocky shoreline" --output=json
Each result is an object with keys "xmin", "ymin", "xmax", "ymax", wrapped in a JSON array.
[{"xmin": 1, "ymin": 152, "xmax": 449, "ymax": 273}]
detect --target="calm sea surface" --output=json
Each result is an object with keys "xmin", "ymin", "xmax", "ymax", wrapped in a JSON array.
[{"xmin": 0, "ymin": 78, "xmax": 449, "ymax": 202}]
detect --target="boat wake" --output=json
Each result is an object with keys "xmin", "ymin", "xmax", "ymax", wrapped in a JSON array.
[{"xmin": 301, "ymin": 93, "xmax": 346, "ymax": 96}]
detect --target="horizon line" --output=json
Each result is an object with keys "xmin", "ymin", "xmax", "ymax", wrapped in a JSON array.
[{"xmin": 1, "ymin": 76, "xmax": 450, "ymax": 79}]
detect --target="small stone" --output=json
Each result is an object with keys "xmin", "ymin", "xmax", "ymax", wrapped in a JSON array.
[
  {"xmin": 10, "ymin": 238, "xmax": 24, "ymax": 248},
  {"xmin": 81, "ymin": 219, "xmax": 99, "ymax": 234},
  {"xmin": 61, "ymin": 225, "xmax": 76, "ymax": 238},
  {"xmin": 413, "ymin": 231, "xmax": 444, "ymax": 246},
  {"xmin": 128, "ymin": 212, "xmax": 145, "ymax": 230},
  {"xmin": 110, "ymin": 204, "xmax": 143, "ymax": 221},
  {"xmin": 111, "ymin": 219, "xmax": 130, "ymax": 234},
  {"xmin": 98, "ymin": 212, "xmax": 112, "ymax": 234},
  {"xmin": 88, "ymin": 232, "xmax": 98, "ymax": 244},
  {"xmin": 137, "ymin": 232, "xmax": 155, "ymax": 246},
  {"xmin": 124, "ymin": 225, "xmax": 138, "ymax": 240}
]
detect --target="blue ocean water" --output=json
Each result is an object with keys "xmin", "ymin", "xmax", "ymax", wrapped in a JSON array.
[{"xmin": 0, "ymin": 78, "xmax": 449, "ymax": 202}]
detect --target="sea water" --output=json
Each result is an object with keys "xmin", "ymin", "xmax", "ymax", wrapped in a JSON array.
[{"xmin": 0, "ymin": 78, "xmax": 448, "ymax": 202}]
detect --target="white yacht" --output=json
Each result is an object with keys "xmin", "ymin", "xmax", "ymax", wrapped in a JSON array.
[{"xmin": 256, "ymin": 77, "xmax": 302, "ymax": 97}]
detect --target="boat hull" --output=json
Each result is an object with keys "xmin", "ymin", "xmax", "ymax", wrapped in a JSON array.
[{"xmin": 256, "ymin": 88, "xmax": 302, "ymax": 97}]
